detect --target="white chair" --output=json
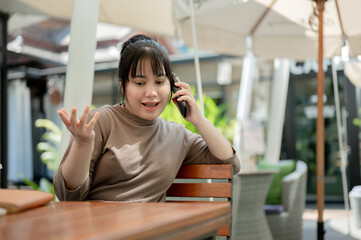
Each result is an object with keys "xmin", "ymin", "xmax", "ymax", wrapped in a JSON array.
[
  {"xmin": 231, "ymin": 170, "xmax": 275, "ymax": 240},
  {"xmin": 265, "ymin": 160, "xmax": 308, "ymax": 240}
]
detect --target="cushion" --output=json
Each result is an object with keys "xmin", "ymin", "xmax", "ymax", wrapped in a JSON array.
[
  {"xmin": 264, "ymin": 204, "xmax": 284, "ymax": 214},
  {"xmin": 258, "ymin": 160, "xmax": 296, "ymax": 205}
]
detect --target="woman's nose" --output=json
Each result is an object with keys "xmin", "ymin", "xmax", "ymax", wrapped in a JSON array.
[{"xmin": 144, "ymin": 84, "xmax": 157, "ymax": 97}]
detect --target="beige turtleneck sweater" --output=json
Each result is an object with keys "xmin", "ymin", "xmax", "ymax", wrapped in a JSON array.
[{"xmin": 54, "ymin": 104, "xmax": 240, "ymax": 202}]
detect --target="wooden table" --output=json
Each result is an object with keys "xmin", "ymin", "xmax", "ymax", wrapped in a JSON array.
[{"xmin": 0, "ymin": 201, "xmax": 231, "ymax": 240}]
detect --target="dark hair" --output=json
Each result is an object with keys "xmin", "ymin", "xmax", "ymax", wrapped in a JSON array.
[{"xmin": 118, "ymin": 34, "xmax": 175, "ymax": 102}]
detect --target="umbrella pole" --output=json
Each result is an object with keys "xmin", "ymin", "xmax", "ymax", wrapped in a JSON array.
[
  {"xmin": 314, "ymin": 1, "xmax": 326, "ymax": 239},
  {"xmin": 331, "ymin": 58, "xmax": 351, "ymax": 235},
  {"xmin": 188, "ymin": 0, "xmax": 204, "ymax": 115}
]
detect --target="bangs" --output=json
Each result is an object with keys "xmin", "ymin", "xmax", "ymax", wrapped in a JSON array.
[{"xmin": 130, "ymin": 47, "xmax": 166, "ymax": 77}]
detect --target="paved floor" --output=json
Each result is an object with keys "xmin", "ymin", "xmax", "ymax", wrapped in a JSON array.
[{"xmin": 303, "ymin": 204, "xmax": 361, "ymax": 240}]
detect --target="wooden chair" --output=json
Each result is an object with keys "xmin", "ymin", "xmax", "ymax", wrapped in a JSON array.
[{"xmin": 166, "ymin": 164, "xmax": 233, "ymax": 239}]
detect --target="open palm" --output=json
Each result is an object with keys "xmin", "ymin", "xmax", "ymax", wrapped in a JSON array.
[{"xmin": 57, "ymin": 105, "xmax": 99, "ymax": 143}]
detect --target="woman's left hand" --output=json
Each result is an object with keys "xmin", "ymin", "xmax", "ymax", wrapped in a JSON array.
[{"xmin": 172, "ymin": 81, "xmax": 204, "ymax": 125}]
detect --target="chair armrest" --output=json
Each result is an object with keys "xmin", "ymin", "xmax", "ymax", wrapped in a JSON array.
[
  {"xmin": 281, "ymin": 174, "xmax": 300, "ymax": 212},
  {"xmin": 281, "ymin": 161, "xmax": 307, "ymax": 212}
]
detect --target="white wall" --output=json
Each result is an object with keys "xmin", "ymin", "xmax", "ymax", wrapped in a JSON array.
[{"xmin": 8, "ymin": 79, "xmax": 33, "ymax": 182}]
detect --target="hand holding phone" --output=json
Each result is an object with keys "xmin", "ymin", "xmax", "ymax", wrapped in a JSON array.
[{"xmin": 171, "ymin": 73, "xmax": 187, "ymax": 118}]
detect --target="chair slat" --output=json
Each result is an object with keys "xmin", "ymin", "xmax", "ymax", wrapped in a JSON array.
[
  {"xmin": 167, "ymin": 164, "xmax": 233, "ymax": 238},
  {"xmin": 167, "ymin": 183, "xmax": 231, "ymax": 198},
  {"xmin": 217, "ymin": 225, "xmax": 230, "ymax": 236},
  {"xmin": 176, "ymin": 164, "xmax": 233, "ymax": 179}
]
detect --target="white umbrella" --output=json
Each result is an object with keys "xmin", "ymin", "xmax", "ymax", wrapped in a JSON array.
[
  {"xmin": 174, "ymin": 0, "xmax": 361, "ymax": 60},
  {"xmin": 2, "ymin": 0, "xmax": 175, "ymax": 37}
]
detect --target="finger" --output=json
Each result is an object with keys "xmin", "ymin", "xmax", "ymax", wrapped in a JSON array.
[
  {"xmin": 70, "ymin": 107, "xmax": 78, "ymax": 128},
  {"xmin": 172, "ymin": 91, "xmax": 180, "ymax": 99},
  {"xmin": 173, "ymin": 88, "xmax": 190, "ymax": 99},
  {"xmin": 183, "ymin": 83, "xmax": 191, "ymax": 92},
  {"xmin": 175, "ymin": 82, "xmax": 191, "ymax": 91},
  {"xmin": 177, "ymin": 95, "xmax": 195, "ymax": 105},
  {"xmin": 57, "ymin": 110, "xmax": 71, "ymax": 127},
  {"xmin": 86, "ymin": 111, "xmax": 100, "ymax": 130},
  {"xmin": 59, "ymin": 108, "xmax": 70, "ymax": 118},
  {"xmin": 78, "ymin": 105, "xmax": 90, "ymax": 128}
]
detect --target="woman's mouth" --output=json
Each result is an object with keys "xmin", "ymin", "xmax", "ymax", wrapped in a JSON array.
[{"xmin": 142, "ymin": 102, "xmax": 160, "ymax": 111}]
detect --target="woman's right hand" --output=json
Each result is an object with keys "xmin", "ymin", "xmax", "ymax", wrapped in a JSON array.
[{"xmin": 57, "ymin": 105, "xmax": 100, "ymax": 144}]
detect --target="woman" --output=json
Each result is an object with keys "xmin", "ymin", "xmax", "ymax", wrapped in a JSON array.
[{"xmin": 54, "ymin": 34, "xmax": 240, "ymax": 202}]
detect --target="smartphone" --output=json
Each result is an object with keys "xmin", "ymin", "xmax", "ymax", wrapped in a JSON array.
[{"xmin": 171, "ymin": 73, "xmax": 187, "ymax": 118}]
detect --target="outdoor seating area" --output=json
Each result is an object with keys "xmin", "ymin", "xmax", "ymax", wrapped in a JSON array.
[
  {"xmin": 1, "ymin": 0, "xmax": 361, "ymax": 240},
  {"xmin": 229, "ymin": 160, "xmax": 307, "ymax": 240}
]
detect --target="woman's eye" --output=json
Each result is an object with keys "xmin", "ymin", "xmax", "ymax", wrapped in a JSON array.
[
  {"xmin": 156, "ymin": 80, "xmax": 165, "ymax": 85},
  {"xmin": 135, "ymin": 82, "xmax": 145, "ymax": 86}
]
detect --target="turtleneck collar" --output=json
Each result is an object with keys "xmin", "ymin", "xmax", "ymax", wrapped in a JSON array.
[{"xmin": 115, "ymin": 104, "xmax": 159, "ymax": 126}]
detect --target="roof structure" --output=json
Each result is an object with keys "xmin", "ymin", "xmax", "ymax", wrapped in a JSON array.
[{"xmin": 7, "ymin": 16, "xmax": 181, "ymax": 69}]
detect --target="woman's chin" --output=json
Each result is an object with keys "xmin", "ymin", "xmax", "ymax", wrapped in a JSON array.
[{"xmin": 138, "ymin": 108, "xmax": 162, "ymax": 120}]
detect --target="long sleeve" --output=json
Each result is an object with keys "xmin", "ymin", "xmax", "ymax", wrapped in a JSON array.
[
  {"xmin": 53, "ymin": 110, "xmax": 104, "ymax": 201},
  {"xmin": 182, "ymin": 128, "xmax": 240, "ymax": 173}
]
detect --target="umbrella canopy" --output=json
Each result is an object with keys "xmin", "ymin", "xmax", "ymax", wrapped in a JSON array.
[
  {"xmin": 174, "ymin": 0, "xmax": 361, "ymax": 60},
  {"xmin": 1, "ymin": 0, "xmax": 175, "ymax": 37}
]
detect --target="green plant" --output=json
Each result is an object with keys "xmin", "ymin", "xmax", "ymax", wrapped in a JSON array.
[
  {"xmin": 20, "ymin": 106, "xmax": 99, "ymax": 196},
  {"xmin": 19, "ymin": 119, "xmax": 61, "ymax": 198},
  {"xmin": 35, "ymin": 119, "xmax": 61, "ymax": 173},
  {"xmin": 160, "ymin": 91, "xmax": 235, "ymax": 143},
  {"xmin": 353, "ymin": 108, "xmax": 361, "ymax": 127}
]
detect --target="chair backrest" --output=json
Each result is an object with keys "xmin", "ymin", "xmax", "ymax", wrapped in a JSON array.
[
  {"xmin": 166, "ymin": 164, "xmax": 233, "ymax": 238},
  {"xmin": 281, "ymin": 160, "xmax": 308, "ymax": 212}
]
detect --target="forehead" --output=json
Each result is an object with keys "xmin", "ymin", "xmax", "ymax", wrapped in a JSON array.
[{"xmin": 133, "ymin": 57, "xmax": 165, "ymax": 73}]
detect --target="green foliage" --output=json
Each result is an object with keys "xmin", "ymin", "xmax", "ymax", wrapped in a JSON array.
[
  {"xmin": 18, "ymin": 172, "xmax": 40, "ymax": 190},
  {"xmin": 160, "ymin": 91, "xmax": 235, "ymax": 143},
  {"xmin": 353, "ymin": 108, "xmax": 361, "ymax": 126},
  {"xmin": 21, "ymin": 106, "xmax": 95, "ymax": 196},
  {"xmin": 20, "ymin": 119, "xmax": 61, "ymax": 198},
  {"xmin": 160, "ymin": 100, "xmax": 197, "ymax": 133},
  {"xmin": 35, "ymin": 119, "xmax": 61, "ymax": 174}
]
